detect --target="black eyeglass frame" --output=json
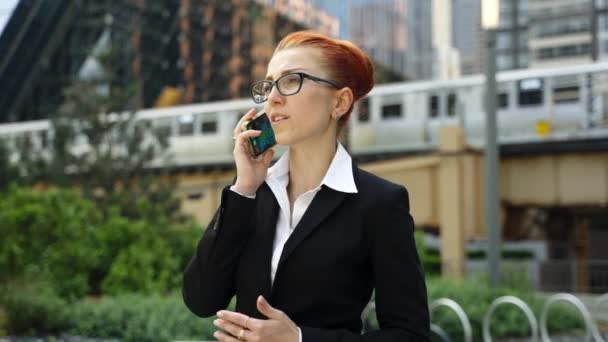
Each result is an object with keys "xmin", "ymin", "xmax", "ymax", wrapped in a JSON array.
[{"xmin": 250, "ymin": 72, "xmax": 341, "ymax": 104}]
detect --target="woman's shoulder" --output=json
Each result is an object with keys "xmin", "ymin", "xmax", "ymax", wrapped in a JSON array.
[{"xmin": 354, "ymin": 166, "xmax": 409, "ymax": 199}]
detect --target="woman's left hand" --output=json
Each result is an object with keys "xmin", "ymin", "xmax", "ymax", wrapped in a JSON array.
[{"xmin": 213, "ymin": 295, "xmax": 300, "ymax": 342}]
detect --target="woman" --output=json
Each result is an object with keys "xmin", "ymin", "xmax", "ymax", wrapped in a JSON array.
[{"xmin": 183, "ymin": 31, "xmax": 430, "ymax": 342}]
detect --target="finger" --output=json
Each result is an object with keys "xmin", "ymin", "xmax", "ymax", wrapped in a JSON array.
[
  {"xmin": 214, "ymin": 330, "xmax": 241, "ymax": 342},
  {"xmin": 256, "ymin": 295, "xmax": 284, "ymax": 320},
  {"xmin": 213, "ymin": 318, "xmax": 245, "ymax": 339},
  {"xmin": 260, "ymin": 148, "xmax": 275, "ymax": 167},
  {"xmin": 217, "ymin": 310, "xmax": 262, "ymax": 328},
  {"xmin": 234, "ymin": 130, "xmax": 261, "ymax": 151},
  {"xmin": 234, "ymin": 108, "xmax": 257, "ymax": 137}
]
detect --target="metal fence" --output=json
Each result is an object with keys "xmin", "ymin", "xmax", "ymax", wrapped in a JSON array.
[{"xmin": 361, "ymin": 292, "xmax": 608, "ymax": 342}]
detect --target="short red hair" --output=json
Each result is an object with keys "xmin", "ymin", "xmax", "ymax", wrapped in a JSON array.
[{"xmin": 274, "ymin": 31, "xmax": 374, "ymax": 132}]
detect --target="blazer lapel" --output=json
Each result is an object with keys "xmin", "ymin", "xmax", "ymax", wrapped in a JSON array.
[
  {"xmin": 255, "ymin": 183, "xmax": 279, "ymax": 299},
  {"xmin": 274, "ymin": 186, "xmax": 347, "ymax": 279}
]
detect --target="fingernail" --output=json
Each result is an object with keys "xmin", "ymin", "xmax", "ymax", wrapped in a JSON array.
[
  {"xmin": 217, "ymin": 311, "xmax": 224, "ymax": 317},
  {"xmin": 258, "ymin": 295, "xmax": 265, "ymax": 303},
  {"xmin": 213, "ymin": 319, "xmax": 220, "ymax": 326},
  {"xmin": 214, "ymin": 331, "xmax": 220, "ymax": 338}
]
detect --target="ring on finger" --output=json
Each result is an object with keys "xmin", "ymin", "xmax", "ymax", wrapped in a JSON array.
[{"xmin": 238, "ymin": 328, "xmax": 246, "ymax": 341}]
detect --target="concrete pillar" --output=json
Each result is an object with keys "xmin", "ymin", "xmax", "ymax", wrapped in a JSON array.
[{"xmin": 438, "ymin": 126, "xmax": 466, "ymax": 278}]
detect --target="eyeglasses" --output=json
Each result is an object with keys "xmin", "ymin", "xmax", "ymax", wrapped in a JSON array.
[{"xmin": 250, "ymin": 72, "xmax": 341, "ymax": 104}]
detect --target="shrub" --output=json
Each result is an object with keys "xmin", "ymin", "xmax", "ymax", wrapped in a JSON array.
[
  {"xmin": 0, "ymin": 278, "xmax": 69, "ymax": 335},
  {"xmin": 0, "ymin": 185, "xmax": 204, "ymax": 300},
  {"xmin": 0, "ymin": 186, "xmax": 101, "ymax": 299},
  {"xmin": 66, "ymin": 294, "xmax": 216, "ymax": 342}
]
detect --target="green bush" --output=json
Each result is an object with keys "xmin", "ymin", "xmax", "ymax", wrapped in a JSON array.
[
  {"xmin": 65, "ymin": 294, "xmax": 216, "ymax": 342},
  {"xmin": 0, "ymin": 278, "xmax": 69, "ymax": 335},
  {"xmin": 0, "ymin": 185, "xmax": 204, "ymax": 300},
  {"xmin": 0, "ymin": 185, "xmax": 101, "ymax": 299}
]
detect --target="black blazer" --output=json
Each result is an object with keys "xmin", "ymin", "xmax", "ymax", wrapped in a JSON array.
[{"xmin": 183, "ymin": 163, "xmax": 430, "ymax": 341}]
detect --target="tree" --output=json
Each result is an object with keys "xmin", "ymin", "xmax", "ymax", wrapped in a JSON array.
[{"xmin": 4, "ymin": 45, "xmax": 182, "ymax": 223}]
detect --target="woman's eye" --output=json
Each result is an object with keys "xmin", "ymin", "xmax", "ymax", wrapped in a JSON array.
[{"xmin": 285, "ymin": 76, "xmax": 299, "ymax": 84}]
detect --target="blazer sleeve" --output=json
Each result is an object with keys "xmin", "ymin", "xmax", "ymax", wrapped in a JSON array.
[
  {"xmin": 182, "ymin": 185, "xmax": 257, "ymax": 317},
  {"xmin": 300, "ymin": 185, "xmax": 430, "ymax": 342}
]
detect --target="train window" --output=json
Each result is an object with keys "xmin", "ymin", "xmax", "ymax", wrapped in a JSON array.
[
  {"xmin": 154, "ymin": 118, "xmax": 173, "ymax": 138},
  {"xmin": 178, "ymin": 114, "xmax": 194, "ymax": 136},
  {"xmin": 498, "ymin": 93, "xmax": 508, "ymax": 109},
  {"xmin": 553, "ymin": 86, "xmax": 579, "ymax": 103},
  {"xmin": 381, "ymin": 104, "xmax": 402, "ymax": 119},
  {"xmin": 429, "ymin": 95, "xmax": 439, "ymax": 118},
  {"xmin": 518, "ymin": 79, "xmax": 543, "ymax": 106},
  {"xmin": 201, "ymin": 120, "xmax": 217, "ymax": 134},
  {"xmin": 358, "ymin": 97, "xmax": 370, "ymax": 122},
  {"xmin": 447, "ymin": 93, "xmax": 457, "ymax": 117}
]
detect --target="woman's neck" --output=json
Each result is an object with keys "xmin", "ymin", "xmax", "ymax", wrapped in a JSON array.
[{"xmin": 287, "ymin": 137, "xmax": 337, "ymax": 200}]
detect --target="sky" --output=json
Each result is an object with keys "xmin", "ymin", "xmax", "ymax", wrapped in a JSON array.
[{"xmin": 0, "ymin": 0, "xmax": 19, "ymax": 35}]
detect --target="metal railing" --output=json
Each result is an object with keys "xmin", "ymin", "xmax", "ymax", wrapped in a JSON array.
[
  {"xmin": 483, "ymin": 296, "xmax": 539, "ymax": 342},
  {"xmin": 540, "ymin": 293, "xmax": 605, "ymax": 342},
  {"xmin": 358, "ymin": 292, "xmax": 608, "ymax": 341}
]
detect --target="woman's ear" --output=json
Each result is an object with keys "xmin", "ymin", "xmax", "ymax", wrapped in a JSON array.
[{"xmin": 334, "ymin": 87, "xmax": 354, "ymax": 119}]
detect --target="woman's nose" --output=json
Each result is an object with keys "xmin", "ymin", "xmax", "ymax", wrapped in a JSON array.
[{"xmin": 267, "ymin": 84, "xmax": 284, "ymax": 104}]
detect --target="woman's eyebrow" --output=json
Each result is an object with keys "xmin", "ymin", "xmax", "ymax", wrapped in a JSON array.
[{"xmin": 265, "ymin": 68, "xmax": 306, "ymax": 80}]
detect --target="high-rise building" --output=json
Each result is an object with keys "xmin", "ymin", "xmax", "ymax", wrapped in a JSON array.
[
  {"xmin": 451, "ymin": 0, "xmax": 483, "ymax": 75},
  {"xmin": 253, "ymin": 0, "xmax": 339, "ymax": 37},
  {"xmin": 452, "ymin": 0, "xmax": 529, "ymax": 74},
  {"xmin": 432, "ymin": 0, "xmax": 461, "ymax": 79},
  {"xmin": 0, "ymin": 0, "xmax": 312, "ymax": 122},
  {"xmin": 528, "ymin": 0, "xmax": 597, "ymax": 68},
  {"xmin": 349, "ymin": 0, "xmax": 408, "ymax": 77}
]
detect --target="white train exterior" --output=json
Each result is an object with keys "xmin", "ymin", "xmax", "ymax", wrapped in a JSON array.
[{"xmin": 2, "ymin": 61, "xmax": 608, "ymax": 168}]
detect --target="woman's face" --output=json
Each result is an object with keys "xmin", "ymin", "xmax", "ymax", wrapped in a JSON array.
[{"xmin": 263, "ymin": 47, "xmax": 338, "ymax": 147}]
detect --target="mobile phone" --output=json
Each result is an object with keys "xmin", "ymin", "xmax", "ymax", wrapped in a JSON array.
[{"xmin": 245, "ymin": 111, "xmax": 276, "ymax": 157}]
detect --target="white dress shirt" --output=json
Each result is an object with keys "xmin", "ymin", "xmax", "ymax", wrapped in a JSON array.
[{"xmin": 230, "ymin": 142, "xmax": 358, "ymax": 341}]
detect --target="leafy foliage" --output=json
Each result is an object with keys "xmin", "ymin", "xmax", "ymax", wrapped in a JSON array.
[{"xmin": 0, "ymin": 186, "xmax": 203, "ymax": 299}]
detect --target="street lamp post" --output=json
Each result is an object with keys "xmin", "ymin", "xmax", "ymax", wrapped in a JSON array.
[{"xmin": 482, "ymin": 0, "xmax": 501, "ymax": 286}]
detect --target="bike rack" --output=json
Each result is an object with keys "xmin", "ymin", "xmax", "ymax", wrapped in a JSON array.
[
  {"xmin": 483, "ymin": 295, "xmax": 539, "ymax": 342},
  {"xmin": 540, "ymin": 293, "xmax": 605, "ymax": 342},
  {"xmin": 431, "ymin": 323, "xmax": 453, "ymax": 342},
  {"xmin": 430, "ymin": 298, "xmax": 473, "ymax": 342}
]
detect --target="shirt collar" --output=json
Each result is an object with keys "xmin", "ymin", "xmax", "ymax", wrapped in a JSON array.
[{"xmin": 266, "ymin": 142, "xmax": 358, "ymax": 194}]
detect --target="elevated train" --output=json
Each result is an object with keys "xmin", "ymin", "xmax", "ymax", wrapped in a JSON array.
[{"xmin": 2, "ymin": 62, "xmax": 608, "ymax": 168}]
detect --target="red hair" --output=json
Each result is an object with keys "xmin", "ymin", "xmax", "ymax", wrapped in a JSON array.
[{"xmin": 274, "ymin": 31, "xmax": 374, "ymax": 132}]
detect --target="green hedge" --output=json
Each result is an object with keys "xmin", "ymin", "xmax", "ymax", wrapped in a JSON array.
[{"xmin": 0, "ymin": 185, "xmax": 202, "ymax": 300}]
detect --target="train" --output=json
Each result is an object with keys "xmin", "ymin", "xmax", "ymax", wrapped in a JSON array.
[{"xmin": 2, "ymin": 61, "xmax": 608, "ymax": 168}]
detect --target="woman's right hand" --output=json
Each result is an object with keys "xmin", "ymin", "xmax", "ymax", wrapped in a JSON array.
[{"xmin": 232, "ymin": 108, "xmax": 275, "ymax": 196}]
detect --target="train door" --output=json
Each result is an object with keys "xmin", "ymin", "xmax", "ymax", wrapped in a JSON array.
[
  {"xmin": 427, "ymin": 90, "xmax": 458, "ymax": 146},
  {"xmin": 500, "ymin": 77, "xmax": 545, "ymax": 142},
  {"xmin": 375, "ymin": 93, "xmax": 410, "ymax": 150}
]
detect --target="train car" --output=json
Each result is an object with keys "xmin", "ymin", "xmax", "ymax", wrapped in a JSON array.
[
  {"xmin": 350, "ymin": 61, "xmax": 608, "ymax": 156},
  {"xmin": 2, "ymin": 62, "xmax": 608, "ymax": 169}
]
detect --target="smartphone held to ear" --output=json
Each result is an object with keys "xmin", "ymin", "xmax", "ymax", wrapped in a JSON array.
[{"xmin": 242, "ymin": 111, "xmax": 276, "ymax": 157}]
